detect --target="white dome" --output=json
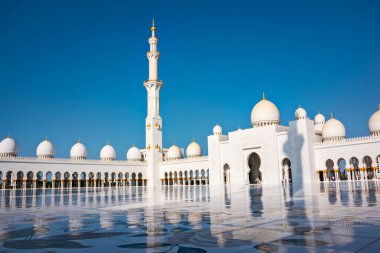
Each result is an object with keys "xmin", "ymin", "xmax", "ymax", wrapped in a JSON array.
[
  {"xmin": 369, "ymin": 105, "xmax": 380, "ymax": 136},
  {"xmin": 0, "ymin": 136, "xmax": 19, "ymax": 157},
  {"xmin": 295, "ymin": 106, "xmax": 307, "ymax": 120},
  {"xmin": 322, "ymin": 114, "xmax": 346, "ymax": 142},
  {"xmin": 213, "ymin": 124, "xmax": 222, "ymax": 135},
  {"xmin": 250, "ymin": 95, "xmax": 280, "ymax": 127},
  {"xmin": 186, "ymin": 140, "xmax": 202, "ymax": 158},
  {"xmin": 36, "ymin": 138, "xmax": 55, "ymax": 158},
  {"xmin": 70, "ymin": 141, "xmax": 87, "ymax": 160},
  {"xmin": 127, "ymin": 146, "xmax": 142, "ymax": 161},
  {"xmin": 100, "ymin": 144, "xmax": 116, "ymax": 161},
  {"xmin": 167, "ymin": 145, "xmax": 182, "ymax": 160},
  {"xmin": 314, "ymin": 112, "xmax": 325, "ymax": 132}
]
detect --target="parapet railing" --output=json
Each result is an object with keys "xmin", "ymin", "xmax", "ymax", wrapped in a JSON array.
[
  {"xmin": 0, "ymin": 156, "xmax": 147, "ymax": 165},
  {"xmin": 315, "ymin": 135, "xmax": 379, "ymax": 147}
]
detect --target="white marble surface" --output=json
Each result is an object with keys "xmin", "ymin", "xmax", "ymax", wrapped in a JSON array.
[{"xmin": 0, "ymin": 181, "xmax": 380, "ymax": 252}]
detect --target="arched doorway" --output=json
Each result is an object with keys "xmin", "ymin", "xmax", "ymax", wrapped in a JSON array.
[
  {"xmin": 338, "ymin": 159, "xmax": 347, "ymax": 180},
  {"xmin": 326, "ymin": 159, "xmax": 335, "ymax": 181},
  {"xmin": 88, "ymin": 172, "xmax": 94, "ymax": 187},
  {"xmin": 190, "ymin": 170, "xmax": 194, "ymax": 185},
  {"xmin": 174, "ymin": 171, "xmax": 178, "ymax": 185},
  {"xmin": 248, "ymin": 153, "xmax": 261, "ymax": 184},
  {"xmin": 55, "ymin": 172, "xmax": 61, "ymax": 188},
  {"xmin": 72, "ymin": 172, "xmax": 78, "ymax": 187},
  {"xmin": 5, "ymin": 171, "xmax": 13, "ymax": 189},
  {"xmin": 104, "ymin": 172, "xmax": 109, "ymax": 187},
  {"xmin": 184, "ymin": 171, "xmax": 188, "ymax": 185},
  {"xmin": 169, "ymin": 172, "xmax": 173, "ymax": 185},
  {"xmin": 350, "ymin": 157, "xmax": 360, "ymax": 180},
  {"xmin": 63, "ymin": 172, "xmax": 70, "ymax": 188},
  {"xmin": 80, "ymin": 172, "xmax": 86, "ymax": 187},
  {"xmin": 131, "ymin": 173, "xmax": 136, "ymax": 186},
  {"xmin": 164, "ymin": 172, "xmax": 168, "ymax": 185},
  {"xmin": 16, "ymin": 171, "xmax": 24, "ymax": 189},
  {"xmin": 137, "ymin": 173, "xmax": 143, "ymax": 186},
  {"xmin": 25, "ymin": 171, "xmax": 34, "ymax": 188},
  {"xmin": 46, "ymin": 172, "xmax": 53, "ymax": 188},
  {"xmin": 179, "ymin": 171, "xmax": 183, "ymax": 185},
  {"xmin": 125, "ymin": 172, "xmax": 130, "ymax": 186},
  {"xmin": 118, "ymin": 173, "xmax": 123, "ymax": 186},
  {"xmin": 201, "ymin": 169, "xmax": 205, "ymax": 185},
  {"xmin": 363, "ymin": 156, "xmax": 374, "ymax": 180},
  {"xmin": 282, "ymin": 158, "xmax": 292, "ymax": 185},
  {"xmin": 111, "ymin": 172, "xmax": 116, "ymax": 187},
  {"xmin": 36, "ymin": 171, "xmax": 44, "ymax": 188},
  {"xmin": 223, "ymin": 164, "xmax": 230, "ymax": 184},
  {"xmin": 195, "ymin": 170, "xmax": 200, "ymax": 185}
]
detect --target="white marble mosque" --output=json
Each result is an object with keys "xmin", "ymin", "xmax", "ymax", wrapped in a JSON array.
[{"xmin": 1, "ymin": 21, "xmax": 380, "ymax": 192}]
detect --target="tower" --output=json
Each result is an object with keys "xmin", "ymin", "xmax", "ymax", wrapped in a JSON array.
[{"xmin": 144, "ymin": 20, "xmax": 163, "ymax": 187}]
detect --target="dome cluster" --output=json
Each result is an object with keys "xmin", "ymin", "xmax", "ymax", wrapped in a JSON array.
[
  {"xmin": 0, "ymin": 135, "xmax": 18, "ymax": 157},
  {"xmin": 70, "ymin": 140, "xmax": 87, "ymax": 160},
  {"xmin": 186, "ymin": 140, "xmax": 202, "ymax": 158},
  {"xmin": 321, "ymin": 113, "xmax": 346, "ymax": 142},
  {"xmin": 251, "ymin": 94, "xmax": 280, "ymax": 127},
  {"xmin": 126, "ymin": 145, "xmax": 142, "ymax": 161},
  {"xmin": 369, "ymin": 105, "xmax": 380, "ymax": 137},
  {"xmin": 167, "ymin": 144, "xmax": 182, "ymax": 160},
  {"xmin": 295, "ymin": 106, "xmax": 307, "ymax": 120},
  {"xmin": 166, "ymin": 139, "xmax": 202, "ymax": 160},
  {"xmin": 37, "ymin": 138, "xmax": 55, "ymax": 159},
  {"xmin": 314, "ymin": 112, "xmax": 326, "ymax": 132}
]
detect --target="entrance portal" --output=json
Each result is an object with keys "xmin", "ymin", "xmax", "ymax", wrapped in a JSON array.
[{"xmin": 248, "ymin": 153, "xmax": 261, "ymax": 184}]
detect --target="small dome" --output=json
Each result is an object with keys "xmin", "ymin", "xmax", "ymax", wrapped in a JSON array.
[
  {"xmin": 100, "ymin": 144, "xmax": 116, "ymax": 161},
  {"xmin": 167, "ymin": 145, "xmax": 182, "ymax": 160},
  {"xmin": 0, "ymin": 135, "xmax": 19, "ymax": 157},
  {"xmin": 369, "ymin": 105, "xmax": 380, "ymax": 136},
  {"xmin": 314, "ymin": 112, "xmax": 325, "ymax": 132},
  {"xmin": 250, "ymin": 94, "xmax": 280, "ymax": 127},
  {"xmin": 322, "ymin": 114, "xmax": 346, "ymax": 142},
  {"xmin": 70, "ymin": 140, "xmax": 87, "ymax": 160},
  {"xmin": 295, "ymin": 106, "xmax": 307, "ymax": 120},
  {"xmin": 213, "ymin": 124, "xmax": 222, "ymax": 135},
  {"xmin": 37, "ymin": 138, "xmax": 55, "ymax": 159},
  {"xmin": 186, "ymin": 140, "xmax": 202, "ymax": 158},
  {"xmin": 127, "ymin": 146, "xmax": 142, "ymax": 161}
]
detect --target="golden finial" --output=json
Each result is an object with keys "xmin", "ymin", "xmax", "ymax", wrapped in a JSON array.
[
  {"xmin": 151, "ymin": 18, "xmax": 156, "ymax": 32},
  {"xmin": 77, "ymin": 138, "xmax": 80, "ymax": 143},
  {"xmin": 330, "ymin": 112, "xmax": 334, "ymax": 119},
  {"xmin": 298, "ymin": 104, "xmax": 301, "ymax": 109},
  {"xmin": 132, "ymin": 142, "xmax": 136, "ymax": 147},
  {"xmin": 262, "ymin": 92, "xmax": 266, "ymax": 100},
  {"xmin": 107, "ymin": 139, "xmax": 110, "ymax": 145},
  {"xmin": 378, "ymin": 104, "xmax": 380, "ymax": 111},
  {"xmin": 192, "ymin": 138, "xmax": 195, "ymax": 142},
  {"xmin": 7, "ymin": 133, "xmax": 11, "ymax": 138},
  {"xmin": 318, "ymin": 110, "xmax": 320, "ymax": 114},
  {"xmin": 45, "ymin": 136, "xmax": 48, "ymax": 141}
]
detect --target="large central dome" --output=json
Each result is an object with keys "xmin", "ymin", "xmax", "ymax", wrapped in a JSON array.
[{"xmin": 250, "ymin": 94, "xmax": 280, "ymax": 127}]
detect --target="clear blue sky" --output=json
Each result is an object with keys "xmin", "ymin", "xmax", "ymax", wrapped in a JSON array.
[{"xmin": 0, "ymin": 0, "xmax": 379, "ymax": 158}]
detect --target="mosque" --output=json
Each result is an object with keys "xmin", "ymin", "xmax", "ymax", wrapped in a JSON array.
[{"xmin": 1, "ymin": 22, "xmax": 380, "ymax": 190}]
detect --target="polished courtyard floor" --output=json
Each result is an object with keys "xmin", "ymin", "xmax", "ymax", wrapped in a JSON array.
[{"xmin": 0, "ymin": 181, "xmax": 380, "ymax": 252}]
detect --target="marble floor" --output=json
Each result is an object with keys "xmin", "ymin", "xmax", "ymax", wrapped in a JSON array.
[{"xmin": 0, "ymin": 181, "xmax": 380, "ymax": 252}]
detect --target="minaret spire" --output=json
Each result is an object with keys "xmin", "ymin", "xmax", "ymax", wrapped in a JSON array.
[
  {"xmin": 144, "ymin": 20, "xmax": 164, "ymax": 187},
  {"xmin": 151, "ymin": 18, "xmax": 156, "ymax": 37}
]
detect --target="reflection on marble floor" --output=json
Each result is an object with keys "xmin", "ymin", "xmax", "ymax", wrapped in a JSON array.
[{"xmin": 1, "ymin": 181, "xmax": 380, "ymax": 252}]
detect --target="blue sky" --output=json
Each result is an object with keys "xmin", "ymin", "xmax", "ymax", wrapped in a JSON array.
[{"xmin": 0, "ymin": 0, "xmax": 379, "ymax": 158}]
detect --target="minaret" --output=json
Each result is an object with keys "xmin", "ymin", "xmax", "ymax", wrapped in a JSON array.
[{"xmin": 144, "ymin": 19, "xmax": 163, "ymax": 187}]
